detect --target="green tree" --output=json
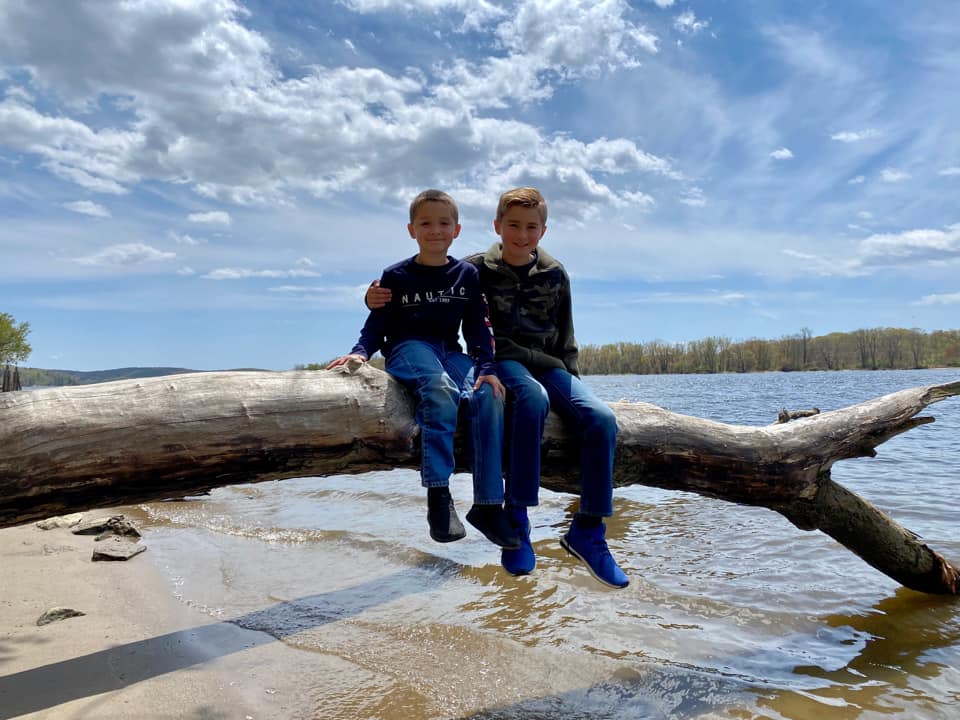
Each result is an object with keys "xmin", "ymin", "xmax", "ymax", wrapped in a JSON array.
[{"xmin": 0, "ymin": 313, "xmax": 31, "ymax": 365}]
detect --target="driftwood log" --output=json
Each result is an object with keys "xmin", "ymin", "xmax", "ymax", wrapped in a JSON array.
[{"xmin": 2, "ymin": 364, "xmax": 958, "ymax": 594}]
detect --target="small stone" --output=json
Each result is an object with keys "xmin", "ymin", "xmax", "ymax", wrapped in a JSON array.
[
  {"xmin": 37, "ymin": 607, "xmax": 86, "ymax": 626},
  {"xmin": 74, "ymin": 515, "xmax": 141, "ymax": 538},
  {"xmin": 35, "ymin": 513, "xmax": 86, "ymax": 530},
  {"xmin": 91, "ymin": 537, "xmax": 147, "ymax": 561}
]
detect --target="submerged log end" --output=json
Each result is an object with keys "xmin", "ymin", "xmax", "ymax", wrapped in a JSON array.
[{"xmin": 781, "ymin": 476, "xmax": 960, "ymax": 595}]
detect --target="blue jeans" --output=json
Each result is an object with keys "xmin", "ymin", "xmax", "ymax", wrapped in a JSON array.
[
  {"xmin": 496, "ymin": 360, "xmax": 616, "ymax": 517},
  {"xmin": 386, "ymin": 340, "xmax": 505, "ymax": 505}
]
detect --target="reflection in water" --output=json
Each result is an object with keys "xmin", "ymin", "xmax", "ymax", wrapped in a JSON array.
[
  {"xmin": 755, "ymin": 590, "xmax": 960, "ymax": 719},
  {"xmin": 133, "ymin": 369, "xmax": 960, "ymax": 719}
]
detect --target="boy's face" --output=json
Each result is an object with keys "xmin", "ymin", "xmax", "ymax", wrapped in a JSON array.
[
  {"xmin": 494, "ymin": 205, "xmax": 547, "ymax": 266},
  {"xmin": 408, "ymin": 201, "xmax": 461, "ymax": 260}
]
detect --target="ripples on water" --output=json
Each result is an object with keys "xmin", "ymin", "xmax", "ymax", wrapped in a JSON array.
[{"xmin": 140, "ymin": 369, "xmax": 960, "ymax": 719}]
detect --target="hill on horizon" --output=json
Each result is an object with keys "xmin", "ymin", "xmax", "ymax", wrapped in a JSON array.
[{"xmin": 18, "ymin": 366, "xmax": 267, "ymax": 387}]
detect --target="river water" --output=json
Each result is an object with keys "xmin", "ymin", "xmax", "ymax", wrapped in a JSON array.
[{"xmin": 138, "ymin": 369, "xmax": 960, "ymax": 719}]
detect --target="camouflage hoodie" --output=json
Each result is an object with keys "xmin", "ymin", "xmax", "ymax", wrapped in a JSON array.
[{"xmin": 465, "ymin": 242, "xmax": 580, "ymax": 377}]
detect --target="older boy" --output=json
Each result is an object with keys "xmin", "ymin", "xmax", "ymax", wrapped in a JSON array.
[
  {"xmin": 367, "ymin": 188, "xmax": 628, "ymax": 588},
  {"xmin": 329, "ymin": 189, "xmax": 519, "ymax": 550}
]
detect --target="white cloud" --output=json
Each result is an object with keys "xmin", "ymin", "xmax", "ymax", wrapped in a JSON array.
[
  {"xmin": 848, "ymin": 175, "xmax": 866, "ymax": 184},
  {"xmin": 628, "ymin": 291, "xmax": 747, "ymax": 305},
  {"xmin": 0, "ymin": 0, "xmax": 680, "ymax": 223},
  {"xmin": 202, "ymin": 267, "xmax": 323, "ymax": 279},
  {"xmin": 178, "ymin": 266, "xmax": 196, "ymax": 276},
  {"xmin": 880, "ymin": 167, "xmax": 910, "ymax": 182},
  {"xmin": 649, "ymin": 0, "xmax": 675, "ymax": 7},
  {"xmin": 679, "ymin": 186, "xmax": 706, "ymax": 206},
  {"xmin": 830, "ymin": 129, "xmax": 881, "ymax": 143},
  {"xmin": 939, "ymin": 167, "xmax": 960, "ymax": 176},
  {"xmin": 188, "ymin": 211, "xmax": 232, "ymax": 225},
  {"xmin": 916, "ymin": 292, "xmax": 960, "ymax": 305},
  {"xmin": 674, "ymin": 10, "xmax": 708, "ymax": 35},
  {"xmin": 63, "ymin": 200, "xmax": 110, "ymax": 218},
  {"xmin": 857, "ymin": 210, "xmax": 873, "ymax": 220},
  {"xmin": 0, "ymin": 100, "xmax": 140, "ymax": 195},
  {"xmin": 169, "ymin": 232, "xmax": 204, "ymax": 246},
  {"xmin": 858, "ymin": 223, "xmax": 960, "ymax": 266},
  {"xmin": 770, "ymin": 147, "xmax": 794, "ymax": 160},
  {"xmin": 71, "ymin": 243, "xmax": 176, "ymax": 266},
  {"xmin": 341, "ymin": 0, "xmax": 506, "ymax": 31}
]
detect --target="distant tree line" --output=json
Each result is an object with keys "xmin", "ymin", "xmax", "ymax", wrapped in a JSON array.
[{"xmin": 577, "ymin": 328, "xmax": 960, "ymax": 375}]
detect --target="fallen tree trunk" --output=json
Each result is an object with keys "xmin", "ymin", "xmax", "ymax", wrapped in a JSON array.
[{"xmin": 2, "ymin": 364, "xmax": 958, "ymax": 594}]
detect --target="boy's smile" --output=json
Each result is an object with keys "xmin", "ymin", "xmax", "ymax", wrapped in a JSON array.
[
  {"xmin": 408, "ymin": 200, "xmax": 461, "ymax": 266},
  {"xmin": 494, "ymin": 205, "xmax": 547, "ymax": 267}
]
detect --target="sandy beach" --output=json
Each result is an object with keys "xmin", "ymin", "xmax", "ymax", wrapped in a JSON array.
[{"xmin": 0, "ymin": 512, "xmax": 319, "ymax": 720}]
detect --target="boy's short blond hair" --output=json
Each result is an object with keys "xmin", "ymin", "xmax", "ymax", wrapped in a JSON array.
[
  {"xmin": 409, "ymin": 189, "xmax": 459, "ymax": 224},
  {"xmin": 496, "ymin": 187, "xmax": 547, "ymax": 224}
]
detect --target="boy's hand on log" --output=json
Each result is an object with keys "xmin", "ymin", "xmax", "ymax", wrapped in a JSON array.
[
  {"xmin": 326, "ymin": 354, "xmax": 367, "ymax": 370},
  {"xmin": 475, "ymin": 374, "xmax": 505, "ymax": 399},
  {"xmin": 366, "ymin": 280, "xmax": 392, "ymax": 309}
]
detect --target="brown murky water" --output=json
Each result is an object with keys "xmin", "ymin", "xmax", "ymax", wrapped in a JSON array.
[{"xmin": 140, "ymin": 369, "xmax": 960, "ymax": 719}]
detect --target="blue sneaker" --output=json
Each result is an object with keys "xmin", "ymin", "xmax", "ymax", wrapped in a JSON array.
[
  {"xmin": 501, "ymin": 505, "xmax": 536, "ymax": 576},
  {"xmin": 560, "ymin": 517, "xmax": 629, "ymax": 589}
]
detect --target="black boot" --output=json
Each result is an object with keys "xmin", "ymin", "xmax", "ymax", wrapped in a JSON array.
[
  {"xmin": 427, "ymin": 487, "xmax": 466, "ymax": 543},
  {"xmin": 466, "ymin": 504, "xmax": 521, "ymax": 549}
]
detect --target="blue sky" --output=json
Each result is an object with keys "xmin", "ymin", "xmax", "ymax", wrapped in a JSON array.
[{"xmin": 1, "ymin": 0, "xmax": 958, "ymax": 371}]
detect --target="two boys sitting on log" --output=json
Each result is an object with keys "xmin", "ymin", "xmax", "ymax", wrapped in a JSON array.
[{"xmin": 328, "ymin": 188, "xmax": 628, "ymax": 589}]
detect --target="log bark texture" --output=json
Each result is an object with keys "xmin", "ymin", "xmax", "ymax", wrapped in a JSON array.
[{"xmin": 2, "ymin": 364, "xmax": 958, "ymax": 593}]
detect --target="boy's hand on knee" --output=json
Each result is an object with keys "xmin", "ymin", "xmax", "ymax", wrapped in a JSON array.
[
  {"xmin": 365, "ymin": 280, "xmax": 392, "ymax": 309},
  {"xmin": 475, "ymin": 374, "xmax": 506, "ymax": 399},
  {"xmin": 325, "ymin": 354, "xmax": 367, "ymax": 369}
]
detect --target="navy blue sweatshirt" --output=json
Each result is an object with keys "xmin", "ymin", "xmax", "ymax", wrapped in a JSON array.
[{"xmin": 351, "ymin": 255, "xmax": 496, "ymax": 376}]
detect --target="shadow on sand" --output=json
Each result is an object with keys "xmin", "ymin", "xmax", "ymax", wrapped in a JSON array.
[{"xmin": 0, "ymin": 558, "xmax": 454, "ymax": 719}]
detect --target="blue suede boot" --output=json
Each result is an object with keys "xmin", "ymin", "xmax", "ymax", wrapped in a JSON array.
[
  {"xmin": 501, "ymin": 505, "xmax": 535, "ymax": 576},
  {"xmin": 560, "ymin": 514, "xmax": 629, "ymax": 589}
]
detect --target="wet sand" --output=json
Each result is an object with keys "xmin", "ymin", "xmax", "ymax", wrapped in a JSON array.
[{"xmin": 0, "ymin": 514, "xmax": 319, "ymax": 720}]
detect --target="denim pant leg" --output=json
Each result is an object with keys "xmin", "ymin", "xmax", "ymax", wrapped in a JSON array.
[
  {"xmin": 386, "ymin": 340, "xmax": 461, "ymax": 488},
  {"xmin": 496, "ymin": 360, "xmax": 550, "ymax": 508},
  {"xmin": 536, "ymin": 368, "xmax": 617, "ymax": 517},
  {"xmin": 445, "ymin": 355, "xmax": 505, "ymax": 505}
]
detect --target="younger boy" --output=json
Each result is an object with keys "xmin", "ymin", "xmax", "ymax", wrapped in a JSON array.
[
  {"xmin": 328, "ymin": 189, "xmax": 519, "ymax": 550},
  {"xmin": 367, "ymin": 188, "xmax": 629, "ymax": 588}
]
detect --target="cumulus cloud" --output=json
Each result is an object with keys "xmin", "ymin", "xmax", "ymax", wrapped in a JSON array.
[
  {"xmin": 63, "ymin": 200, "xmax": 110, "ymax": 217},
  {"xmin": 169, "ymin": 231, "xmax": 204, "ymax": 246},
  {"xmin": 188, "ymin": 211, "xmax": 232, "ymax": 225},
  {"xmin": 71, "ymin": 243, "xmax": 176, "ymax": 266},
  {"xmin": 848, "ymin": 175, "xmax": 865, "ymax": 184},
  {"xmin": 939, "ymin": 167, "xmax": 960, "ymax": 176},
  {"xmin": 770, "ymin": 147, "xmax": 794, "ymax": 160},
  {"xmin": 679, "ymin": 186, "xmax": 706, "ymax": 206},
  {"xmin": 627, "ymin": 291, "xmax": 747, "ymax": 305},
  {"xmin": 880, "ymin": 167, "xmax": 910, "ymax": 182},
  {"xmin": 674, "ymin": 10, "xmax": 708, "ymax": 35},
  {"xmin": 916, "ymin": 292, "xmax": 960, "ymax": 305},
  {"xmin": 0, "ymin": 0, "xmax": 679, "ymax": 223},
  {"xmin": 858, "ymin": 223, "xmax": 960, "ymax": 266},
  {"xmin": 202, "ymin": 267, "xmax": 323, "ymax": 279},
  {"xmin": 830, "ymin": 129, "xmax": 881, "ymax": 142},
  {"xmin": 341, "ymin": 0, "xmax": 506, "ymax": 31}
]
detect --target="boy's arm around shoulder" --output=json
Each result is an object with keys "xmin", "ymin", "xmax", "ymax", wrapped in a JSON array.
[
  {"xmin": 331, "ymin": 270, "xmax": 391, "ymax": 366},
  {"xmin": 461, "ymin": 264, "xmax": 496, "ymax": 378}
]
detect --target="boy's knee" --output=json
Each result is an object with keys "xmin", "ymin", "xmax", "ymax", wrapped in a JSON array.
[
  {"xmin": 512, "ymin": 382, "xmax": 549, "ymax": 416},
  {"xmin": 587, "ymin": 403, "xmax": 618, "ymax": 437},
  {"xmin": 420, "ymin": 373, "xmax": 460, "ymax": 406}
]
